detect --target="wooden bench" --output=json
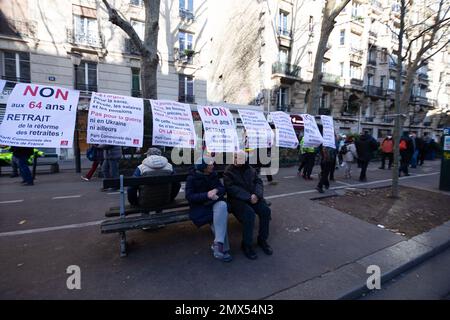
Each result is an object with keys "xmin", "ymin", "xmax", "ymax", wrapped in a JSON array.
[{"xmin": 101, "ymin": 173, "xmax": 210, "ymax": 257}]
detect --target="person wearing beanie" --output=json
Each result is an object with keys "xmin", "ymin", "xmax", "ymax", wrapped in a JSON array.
[
  {"xmin": 127, "ymin": 147, "xmax": 181, "ymax": 206},
  {"xmin": 185, "ymin": 156, "xmax": 232, "ymax": 262}
]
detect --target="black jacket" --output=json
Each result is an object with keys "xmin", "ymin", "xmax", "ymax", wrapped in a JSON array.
[
  {"xmin": 223, "ymin": 164, "xmax": 264, "ymax": 202},
  {"xmin": 185, "ymin": 169, "xmax": 226, "ymax": 227},
  {"xmin": 355, "ymin": 134, "xmax": 378, "ymax": 162},
  {"xmin": 10, "ymin": 147, "xmax": 34, "ymax": 158}
]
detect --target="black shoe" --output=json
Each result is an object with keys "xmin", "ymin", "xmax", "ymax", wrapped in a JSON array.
[
  {"xmin": 23, "ymin": 182, "xmax": 34, "ymax": 186},
  {"xmin": 316, "ymin": 186, "xmax": 324, "ymax": 193},
  {"xmin": 257, "ymin": 239, "xmax": 273, "ymax": 255},
  {"xmin": 241, "ymin": 244, "xmax": 257, "ymax": 260},
  {"xmin": 324, "ymin": 184, "xmax": 330, "ymax": 190},
  {"xmin": 378, "ymin": 167, "xmax": 384, "ymax": 170}
]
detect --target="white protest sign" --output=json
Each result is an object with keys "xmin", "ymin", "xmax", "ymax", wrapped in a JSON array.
[
  {"xmin": 269, "ymin": 111, "xmax": 298, "ymax": 148},
  {"xmin": 0, "ymin": 80, "xmax": 5, "ymax": 94},
  {"xmin": 320, "ymin": 115, "xmax": 336, "ymax": 149},
  {"xmin": 197, "ymin": 105, "xmax": 238, "ymax": 152},
  {"xmin": 150, "ymin": 100, "xmax": 196, "ymax": 148},
  {"xmin": 87, "ymin": 92, "xmax": 143, "ymax": 147},
  {"xmin": 0, "ymin": 83, "xmax": 79, "ymax": 148},
  {"xmin": 301, "ymin": 114, "xmax": 324, "ymax": 148},
  {"xmin": 238, "ymin": 109, "xmax": 273, "ymax": 149}
]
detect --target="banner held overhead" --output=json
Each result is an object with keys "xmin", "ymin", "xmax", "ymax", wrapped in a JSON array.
[
  {"xmin": 269, "ymin": 111, "xmax": 298, "ymax": 149},
  {"xmin": 238, "ymin": 109, "xmax": 273, "ymax": 149},
  {"xmin": 301, "ymin": 114, "xmax": 324, "ymax": 148},
  {"xmin": 320, "ymin": 115, "xmax": 336, "ymax": 149},
  {"xmin": 87, "ymin": 92, "xmax": 144, "ymax": 147},
  {"xmin": 150, "ymin": 100, "xmax": 196, "ymax": 148},
  {"xmin": 197, "ymin": 105, "xmax": 238, "ymax": 152},
  {"xmin": 0, "ymin": 83, "xmax": 79, "ymax": 148}
]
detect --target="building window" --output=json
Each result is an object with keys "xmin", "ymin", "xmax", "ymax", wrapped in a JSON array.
[
  {"xmin": 340, "ymin": 30, "xmax": 345, "ymax": 45},
  {"xmin": 351, "ymin": 1, "xmax": 361, "ymax": 18},
  {"xmin": 349, "ymin": 64, "xmax": 361, "ymax": 79},
  {"xmin": 278, "ymin": 11, "xmax": 289, "ymax": 36},
  {"xmin": 320, "ymin": 93, "xmax": 329, "ymax": 109},
  {"xmin": 309, "ymin": 16, "xmax": 314, "ymax": 33},
  {"xmin": 73, "ymin": 15, "xmax": 99, "ymax": 46},
  {"xmin": 367, "ymin": 74, "xmax": 374, "ymax": 86},
  {"xmin": 1, "ymin": 51, "xmax": 30, "ymax": 82},
  {"xmin": 130, "ymin": 0, "xmax": 143, "ymax": 6},
  {"xmin": 75, "ymin": 61, "xmax": 97, "ymax": 92},
  {"xmin": 179, "ymin": 31, "xmax": 194, "ymax": 52},
  {"xmin": 388, "ymin": 77, "xmax": 396, "ymax": 90},
  {"xmin": 322, "ymin": 61, "xmax": 328, "ymax": 73},
  {"xmin": 131, "ymin": 19, "xmax": 145, "ymax": 40},
  {"xmin": 278, "ymin": 87, "xmax": 289, "ymax": 110},
  {"xmin": 131, "ymin": 68, "xmax": 141, "ymax": 97},
  {"xmin": 179, "ymin": 74, "xmax": 194, "ymax": 103},
  {"xmin": 279, "ymin": 48, "xmax": 288, "ymax": 63},
  {"xmin": 340, "ymin": 62, "xmax": 344, "ymax": 77}
]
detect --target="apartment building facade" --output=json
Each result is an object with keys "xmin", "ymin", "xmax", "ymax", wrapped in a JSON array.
[
  {"xmin": 0, "ymin": 0, "xmax": 209, "ymax": 157},
  {"xmin": 207, "ymin": 0, "xmax": 449, "ymax": 139}
]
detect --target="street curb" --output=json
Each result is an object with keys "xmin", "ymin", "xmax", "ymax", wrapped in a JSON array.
[{"xmin": 338, "ymin": 222, "xmax": 450, "ymax": 300}]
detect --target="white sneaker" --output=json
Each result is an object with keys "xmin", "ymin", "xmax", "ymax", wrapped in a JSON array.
[{"xmin": 81, "ymin": 176, "xmax": 89, "ymax": 181}]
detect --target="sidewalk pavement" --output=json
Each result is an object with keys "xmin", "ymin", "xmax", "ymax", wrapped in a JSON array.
[{"xmin": 0, "ymin": 160, "xmax": 448, "ymax": 299}]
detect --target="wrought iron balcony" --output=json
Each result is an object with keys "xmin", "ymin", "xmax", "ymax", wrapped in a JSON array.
[
  {"xmin": 0, "ymin": 18, "xmax": 37, "ymax": 38},
  {"xmin": 383, "ymin": 116, "xmax": 395, "ymax": 123},
  {"xmin": 322, "ymin": 73, "xmax": 341, "ymax": 85},
  {"xmin": 272, "ymin": 62, "xmax": 301, "ymax": 78},
  {"xmin": 179, "ymin": 8, "xmax": 195, "ymax": 20},
  {"xmin": 67, "ymin": 28, "xmax": 102, "ymax": 48},
  {"xmin": 277, "ymin": 28, "xmax": 291, "ymax": 37},
  {"xmin": 351, "ymin": 78, "xmax": 364, "ymax": 86},
  {"xmin": 365, "ymin": 85, "xmax": 385, "ymax": 97},
  {"xmin": 318, "ymin": 108, "xmax": 331, "ymax": 115},
  {"xmin": 364, "ymin": 116, "xmax": 375, "ymax": 122},
  {"xmin": 179, "ymin": 95, "xmax": 195, "ymax": 103},
  {"xmin": 75, "ymin": 83, "xmax": 97, "ymax": 93},
  {"xmin": 276, "ymin": 104, "xmax": 292, "ymax": 112}
]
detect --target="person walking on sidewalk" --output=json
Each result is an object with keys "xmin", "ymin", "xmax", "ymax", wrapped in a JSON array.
[
  {"xmin": 341, "ymin": 137, "xmax": 358, "ymax": 179},
  {"xmin": 10, "ymin": 146, "xmax": 34, "ymax": 186},
  {"xmin": 186, "ymin": 156, "xmax": 232, "ymax": 262},
  {"xmin": 355, "ymin": 131, "xmax": 379, "ymax": 182},
  {"xmin": 298, "ymin": 136, "xmax": 316, "ymax": 180},
  {"xmin": 99, "ymin": 144, "xmax": 122, "ymax": 180},
  {"xmin": 379, "ymin": 135, "xmax": 394, "ymax": 170},
  {"xmin": 316, "ymin": 145, "xmax": 335, "ymax": 193},
  {"xmin": 81, "ymin": 144, "xmax": 104, "ymax": 181},
  {"xmin": 399, "ymin": 132, "xmax": 414, "ymax": 177},
  {"xmin": 224, "ymin": 151, "xmax": 272, "ymax": 260}
]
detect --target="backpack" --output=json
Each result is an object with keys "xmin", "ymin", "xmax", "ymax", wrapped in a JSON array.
[
  {"xmin": 399, "ymin": 140, "xmax": 407, "ymax": 151},
  {"xmin": 86, "ymin": 146, "xmax": 96, "ymax": 161},
  {"xmin": 340, "ymin": 145, "xmax": 348, "ymax": 155}
]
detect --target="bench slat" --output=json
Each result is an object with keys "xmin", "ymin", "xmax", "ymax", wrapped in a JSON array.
[
  {"xmin": 101, "ymin": 211, "xmax": 190, "ymax": 234},
  {"xmin": 105, "ymin": 200, "xmax": 190, "ymax": 217}
]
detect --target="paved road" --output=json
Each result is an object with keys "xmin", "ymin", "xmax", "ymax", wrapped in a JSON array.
[
  {"xmin": 0, "ymin": 159, "xmax": 446, "ymax": 299},
  {"xmin": 361, "ymin": 247, "xmax": 450, "ymax": 300}
]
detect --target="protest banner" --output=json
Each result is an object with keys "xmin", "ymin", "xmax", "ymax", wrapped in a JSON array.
[
  {"xmin": 320, "ymin": 115, "xmax": 336, "ymax": 149},
  {"xmin": 197, "ymin": 105, "xmax": 238, "ymax": 152},
  {"xmin": 238, "ymin": 109, "xmax": 273, "ymax": 149},
  {"xmin": 269, "ymin": 111, "xmax": 298, "ymax": 148},
  {"xmin": 301, "ymin": 114, "xmax": 324, "ymax": 148},
  {"xmin": 87, "ymin": 92, "xmax": 144, "ymax": 147},
  {"xmin": 150, "ymin": 100, "xmax": 196, "ymax": 148},
  {"xmin": 0, "ymin": 83, "xmax": 79, "ymax": 148}
]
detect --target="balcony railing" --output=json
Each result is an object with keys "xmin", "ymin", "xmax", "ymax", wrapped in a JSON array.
[
  {"xmin": 125, "ymin": 38, "xmax": 141, "ymax": 55},
  {"xmin": 75, "ymin": 84, "xmax": 98, "ymax": 93},
  {"xmin": 179, "ymin": 95, "xmax": 195, "ymax": 103},
  {"xmin": 369, "ymin": 31, "xmax": 378, "ymax": 38},
  {"xmin": 365, "ymin": 85, "xmax": 385, "ymax": 97},
  {"xmin": 276, "ymin": 104, "xmax": 292, "ymax": 112},
  {"xmin": 174, "ymin": 48, "xmax": 194, "ymax": 64},
  {"xmin": 364, "ymin": 116, "xmax": 375, "ymax": 122},
  {"xmin": 67, "ymin": 28, "xmax": 102, "ymax": 48},
  {"xmin": 1, "ymin": 75, "xmax": 31, "ymax": 83},
  {"xmin": 0, "ymin": 18, "xmax": 37, "ymax": 38},
  {"xmin": 383, "ymin": 116, "xmax": 395, "ymax": 123},
  {"xmin": 351, "ymin": 78, "xmax": 364, "ymax": 86},
  {"xmin": 318, "ymin": 108, "xmax": 331, "ymax": 115},
  {"xmin": 413, "ymin": 96, "xmax": 435, "ymax": 107},
  {"xmin": 322, "ymin": 73, "xmax": 341, "ymax": 85},
  {"xmin": 179, "ymin": 8, "xmax": 195, "ymax": 20},
  {"xmin": 272, "ymin": 62, "xmax": 301, "ymax": 78},
  {"xmin": 277, "ymin": 28, "xmax": 291, "ymax": 37}
]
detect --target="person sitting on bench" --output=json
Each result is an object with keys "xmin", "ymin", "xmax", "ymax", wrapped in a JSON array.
[
  {"xmin": 224, "ymin": 151, "xmax": 273, "ymax": 260},
  {"xmin": 127, "ymin": 147, "xmax": 181, "ymax": 208},
  {"xmin": 185, "ymin": 156, "xmax": 232, "ymax": 262}
]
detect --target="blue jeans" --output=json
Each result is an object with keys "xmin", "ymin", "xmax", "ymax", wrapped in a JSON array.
[
  {"xmin": 210, "ymin": 201, "xmax": 230, "ymax": 251},
  {"xmin": 410, "ymin": 150, "xmax": 419, "ymax": 168},
  {"xmin": 102, "ymin": 159, "xmax": 119, "ymax": 179},
  {"xmin": 13, "ymin": 156, "xmax": 33, "ymax": 183}
]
